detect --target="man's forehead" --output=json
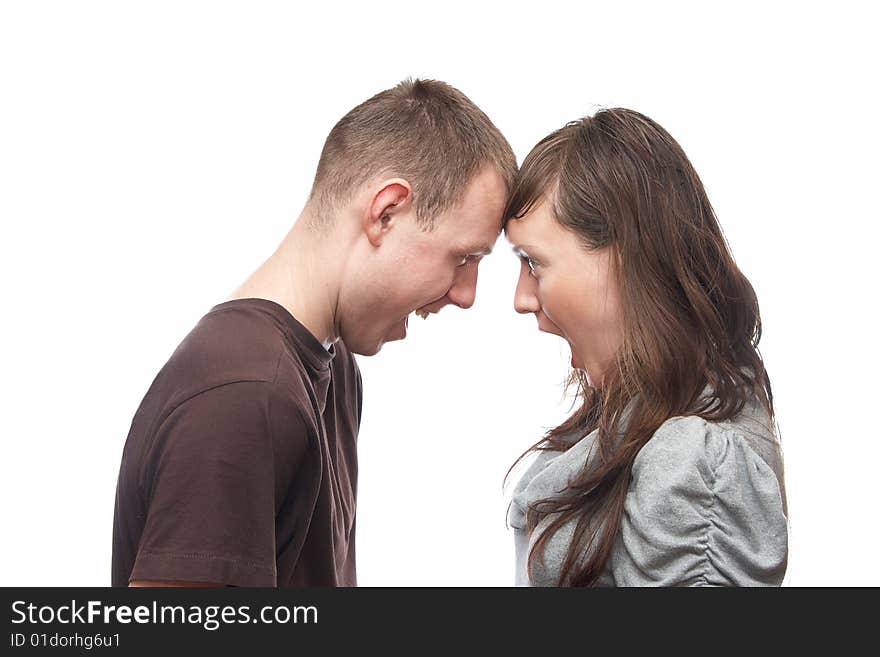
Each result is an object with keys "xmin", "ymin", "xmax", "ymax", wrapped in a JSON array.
[
  {"xmin": 459, "ymin": 227, "xmax": 501, "ymax": 255},
  {"xmin": 443, "ymin": 174, "xmax": 505, "ymax": 253}
]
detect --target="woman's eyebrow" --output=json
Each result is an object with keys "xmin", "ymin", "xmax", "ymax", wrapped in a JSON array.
[{"xmin": 512, "ymin": 245, "xmax": 539, "ymax": 259}]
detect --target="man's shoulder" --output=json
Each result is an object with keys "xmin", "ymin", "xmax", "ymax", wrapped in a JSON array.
[
  {"xmin": 174, "ymin": 301, "xmax": 290, "ymax": 380},
  {"xmin": 139, "ymin": 302, "xmax": 303, "ymax": 420}
]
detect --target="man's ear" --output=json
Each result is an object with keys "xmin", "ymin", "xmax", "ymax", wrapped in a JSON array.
[{"xmin": 363, "ymin": 179, "xmax": 413, "ymax": 247}]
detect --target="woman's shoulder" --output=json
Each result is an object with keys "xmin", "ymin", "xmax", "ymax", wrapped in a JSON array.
[
  {"xmin": 633, "ymin": 400, "xmax": 784, "ymax": 489},
  {"xmin": 615, "ymin": 408, "xmax": 788, "ymax": 586}
]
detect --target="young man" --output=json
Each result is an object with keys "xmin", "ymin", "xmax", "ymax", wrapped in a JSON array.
[{"xmin": 111, "ymin": 79, "xmax": 517, "ymax": 586}]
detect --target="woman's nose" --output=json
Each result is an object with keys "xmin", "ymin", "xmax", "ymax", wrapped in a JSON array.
[{"xmin": 514, "ymin": 268, "xmax": 540, "ymax": 314}]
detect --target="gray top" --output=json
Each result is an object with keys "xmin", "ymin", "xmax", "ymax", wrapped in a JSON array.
[{"xmin": 508, "ymin": 393, "xmax": 788, "ymax": 586}]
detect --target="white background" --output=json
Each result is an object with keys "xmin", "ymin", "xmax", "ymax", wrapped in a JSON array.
[{"xmin": 1, "ymin": 1, "xmax": 877, "ymax": 586}]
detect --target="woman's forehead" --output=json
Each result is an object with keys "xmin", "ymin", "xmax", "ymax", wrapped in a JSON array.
[{"xmin": 505, "ymin": 203, "xmax": 555, "ymax": 245}]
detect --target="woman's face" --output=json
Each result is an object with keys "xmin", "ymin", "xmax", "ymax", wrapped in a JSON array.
[{"xmin": 505, "ymin": 198, "xmax": 624, "ymax": 387}]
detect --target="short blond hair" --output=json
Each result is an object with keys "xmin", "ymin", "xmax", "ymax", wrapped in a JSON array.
[{"xmin": 309, "ymin": 78, "xmax": 517, "ymax": 229}]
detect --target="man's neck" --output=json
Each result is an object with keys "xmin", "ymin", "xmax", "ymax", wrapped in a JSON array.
[{"xmin": 228, "ymin": 214, "xmax": 341, "ymax": 349}]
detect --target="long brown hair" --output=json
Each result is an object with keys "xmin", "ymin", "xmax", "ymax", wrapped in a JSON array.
[{"xmin": 504, "ymin": 108, "xmax": 780, "ymax": 586}]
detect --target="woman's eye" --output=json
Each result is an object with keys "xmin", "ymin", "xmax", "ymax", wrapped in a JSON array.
[{"xmin": 524, "ymin": 257, "xmax": 538, "ymax": 276}]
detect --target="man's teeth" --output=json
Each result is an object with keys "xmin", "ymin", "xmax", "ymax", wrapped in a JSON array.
[{"xmin": 415, "ymin": 309, "xmax": 429, "ymax": 319}]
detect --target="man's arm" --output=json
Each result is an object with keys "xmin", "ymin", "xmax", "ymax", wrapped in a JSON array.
[{"xmin": 127, "ymin": 382, "xmax": 306, "ymax": 587}]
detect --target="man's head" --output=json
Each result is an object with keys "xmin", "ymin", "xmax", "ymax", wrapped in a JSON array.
[{"xmin": 306, "ymin": 79, "xmax": 516, "ymax": 356}]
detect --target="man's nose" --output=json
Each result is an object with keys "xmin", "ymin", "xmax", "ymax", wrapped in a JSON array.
[
  {"xmin": 447, "ymin": 261, "xmax": 479, "ymax": 310},
  {"xmin": 514, "ymin": 267, "xmax": 540, "ymax": 314}
]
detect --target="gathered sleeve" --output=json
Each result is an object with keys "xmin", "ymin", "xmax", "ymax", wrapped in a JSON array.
[{"xmin": 611, "ymin": 416, "xmax": 788, "ymax": 586}]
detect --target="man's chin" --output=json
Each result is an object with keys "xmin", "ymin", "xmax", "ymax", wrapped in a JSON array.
[
  {"xmin": 340, "ymin": 332, "xmax": 382, "ymax": 357},
  {"xmin": 348, "ymin": 341, "xmax": 383, "ymax": 357},
  {"xmin": 388, "ymin": 315, "xmax": 408, "ymax": 341},
  {"xmin": 345, "ymin": 318, "xmax": 409, "ymax": 356}
]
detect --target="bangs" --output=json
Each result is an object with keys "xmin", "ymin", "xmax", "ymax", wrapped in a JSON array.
[{"xmin": 503, "ymin": 125, "xmax": 573, "ymax": 226}]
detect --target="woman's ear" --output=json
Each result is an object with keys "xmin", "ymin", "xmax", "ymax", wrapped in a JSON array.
[{"xmin": 363, "ymin": 179, "xmax": 413, "ymax": 247}]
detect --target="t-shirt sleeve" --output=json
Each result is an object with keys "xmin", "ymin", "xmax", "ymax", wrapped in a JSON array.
[
  {"xmin": 612, "ymin": 416, "xmax": 788, "ymax": 587},
  {"xmin": 129, "ymin": 381, "xmax": 311, "ymax": 586}
]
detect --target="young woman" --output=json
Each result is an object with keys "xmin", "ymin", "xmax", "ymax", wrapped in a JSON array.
[{"xmin": 505, "ymin": 109, "xmax": 787, "ymax": 586}]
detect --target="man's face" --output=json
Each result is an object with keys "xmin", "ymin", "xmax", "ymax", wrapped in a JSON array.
[{"xmin": 343, "ymin": 167, "xmax": 508, "ymax": 356}]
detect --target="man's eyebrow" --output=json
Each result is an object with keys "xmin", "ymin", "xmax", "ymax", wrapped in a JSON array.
[{"xmin": 464, "ymin": 244, "xmax": 494, "ymax": 256}]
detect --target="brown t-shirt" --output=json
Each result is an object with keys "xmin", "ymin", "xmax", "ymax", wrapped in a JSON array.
[{"xmin": 111, "ymin": 298, "xmax": 361, "ymax": 586}]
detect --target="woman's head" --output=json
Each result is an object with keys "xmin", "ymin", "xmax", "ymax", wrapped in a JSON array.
[{"xmin": 504, "ymin": 108, "xmax": 776, "ymax": 585}]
